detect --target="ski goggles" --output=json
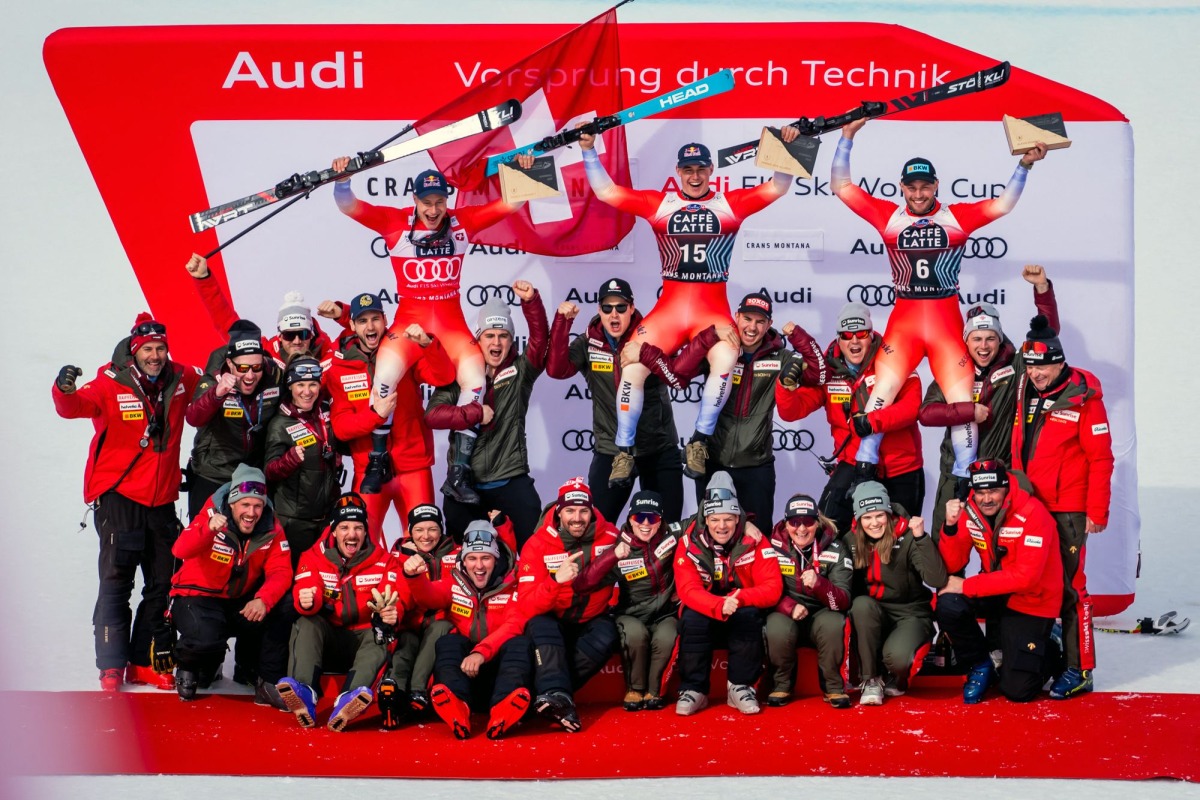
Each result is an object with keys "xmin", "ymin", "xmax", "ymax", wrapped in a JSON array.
[
  {"xmin": 600, "ymin": 303, "xmax": 629, "ymax": 314},
  {"xmin": 231, "ymin": 481, "xmax": 267, "ymax": 499},
  {"xmin": 631, "ymin": 512, "xmax": 661, "ymax": 525},
  {"xmin": 231, "ymin": 362, "xmax": 265, "ymax": 374},
  {"xmin": 280, "ymin": 329, "xmax": 313, "ymax": 342},
  {"xmin": 464, "ymin": 528, "xmax": 497, "ymax": 547},
  {"xmin": 704, "ymin": 487, "xmax": 736, "ymax": 502},
  {"xmin": 838, "ymin": 330, "xmax": 871, "ymax": 341},
  {"xmin": 288, "ymin": 362, "xmax": 323, "ymax": 381},
  {"xmin": 131, "ymin": 320, "xmax": 168, "ymax": 337}
]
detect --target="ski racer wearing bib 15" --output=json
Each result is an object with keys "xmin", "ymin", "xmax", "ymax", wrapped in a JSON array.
[
  {"xmin": 578, "ymin": 125, "xmax": 799, "ymax": 486},
  {"xmin": 832, "ymin": 118, "xmax": 1048, "ymax": 493},
  {"xmin": 332, "ymin": 155, "xmax": 532, "ymax": 504}
]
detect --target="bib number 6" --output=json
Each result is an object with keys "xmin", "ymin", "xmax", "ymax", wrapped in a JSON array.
[{"xmin": 915, "ymin": 258, "xmax": 931, "ymax": 279}]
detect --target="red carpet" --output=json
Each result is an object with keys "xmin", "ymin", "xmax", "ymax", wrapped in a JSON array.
[{"xmin": 7, "ymin": 682, "xmax": 1198, "ymax": 781}]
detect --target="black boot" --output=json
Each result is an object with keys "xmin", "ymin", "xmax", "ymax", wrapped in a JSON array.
[
  {"xmin": 176, "ymin": 669, "xmax": 198, "ymax": 702},
  {"xmin": 377, "ymin": 678, "xmax": 405, "ymax": 730},
  {"xmin": 844, "ymin": 460, "xmax": 877, "ymax": 500},
  {"xmin": 359, "ymin": 433, "xmax": 393, "ymax": 495},
  {"xmin": 440, "ymin": 432, "xmax": 481, "ymax": 505}
]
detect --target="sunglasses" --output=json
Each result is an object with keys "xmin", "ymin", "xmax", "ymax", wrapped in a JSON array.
[
  {"xmin": 289, "ymin": 363, "xmax": 322, "ymax": 381},
  {"xmin": 631, "ymin": 512, "xmax": 661, "ymax": 525},
  {"xmin": 600, "ymin": 303, "xmax": 629, "ymax": 314},
  {"xmin": 786, "ymin": 515, "xmax": 818, "ymax": 527},
  {"xmin": 132, "ymin": 320, "xmax": 167, "ymax": 336},
  {"xmin": 464, "ymin": 528, "xmax": 497, "ymax": 546},
  {"xmin": 280, "ymin": 329, "xmax": 313, "ymax": 342},
  {"xmin": 969, "ymin": 459, "xmax": 1004, "ymax": 473},
  {"xmin": 233, "ymin": 481, "xmax": 267, "ymax": 497},
  {"xmin": 231, "ymin": 362, "xmax": 265, "ymax": 374},
  {"xmin": 838, "ymin": 330, "xmax": 871, "ymax": 340}
]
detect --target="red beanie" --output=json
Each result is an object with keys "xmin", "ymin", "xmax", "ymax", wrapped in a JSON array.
[
  {"xmin": 556, "ymin": 477, "xmax": 592, "ymax": 510},
  {"xmin": 129, "ymin": 312, "xmax": 168, "ymax": 354}
]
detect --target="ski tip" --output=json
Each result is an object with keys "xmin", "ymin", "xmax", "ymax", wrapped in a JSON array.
[{"xmin": 500, "ymin": 98, "xmax": 523, "ymax": 124}]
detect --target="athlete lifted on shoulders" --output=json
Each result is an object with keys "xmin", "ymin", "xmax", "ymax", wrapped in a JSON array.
[
  {"xmin": 331, "ymin": 153, "xmax": 533, "ymax": 504},
  {"xmin": 831, "ymin": 118, "xmax": 1048, "ymax": 495},
  {"xmin": 578, "ymin": 124, "xmax": 800, "ymax": 487}
]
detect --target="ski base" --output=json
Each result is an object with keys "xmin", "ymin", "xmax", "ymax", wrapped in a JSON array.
[{"xmin": 189, "ymin": 99, "xmax": 522, "ymax": 233}]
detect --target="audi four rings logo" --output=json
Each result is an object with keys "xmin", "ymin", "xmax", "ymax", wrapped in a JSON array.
[
  {"xmin": 772, "ymin": 429, "xmax": 815, "ymax": 452},
  {"xmin": 466, "ymin": 285, "xmax": 524, "ymax": 307},
  {"xmin": 561, "ymin": 430, "xmax": 595, "ymax": 452},
  {"xmin": 401, "ymin": 257, "xmax": 462, "ymax": 284},
  {"xmin": 963, "ymin": 237, "xmax": 1008, "ymax": 258},
  {"xmin": 847, "ymin": 284, "xmax": 895, "ymax": 307},
  {"xmin": 670, "ymin": 380, "xmax": 706, "ymax": 404}
]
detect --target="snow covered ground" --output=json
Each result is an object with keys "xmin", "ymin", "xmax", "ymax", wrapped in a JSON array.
[{"xmin": 3, "ymin": 0, "xmax": 1199, "ymax": 797}]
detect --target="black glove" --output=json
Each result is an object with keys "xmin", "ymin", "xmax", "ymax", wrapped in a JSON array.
[
  {"xmin": 150, "ymin": 618, "xmax": 176, "ymax": 674},
  {"xmin": 850, "ymin": 412, "xmax": 873, "ymax": 438},
  {"xmin": 371, "ymin": 612, "xmax": 397, "ymax": 646},
  {"xmin": 778, "ymin": 359, "xmax": 805, "ymax": 390},
  {"xmin": 56, "ymin": 365, "xmax": 82, "ymax": 393}
]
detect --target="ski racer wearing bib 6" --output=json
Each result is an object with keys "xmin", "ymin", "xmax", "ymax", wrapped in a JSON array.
[
  {"xmin": 331, "ymin": 154, "xmax": 532, "ymax": 503},
  {"xmin": 578, "ymin": 125, "xmax": 800, "ymax": 486},
  {"xmin": 832, "ymin": 118, "xmax": 1048, "ymax": 492}
]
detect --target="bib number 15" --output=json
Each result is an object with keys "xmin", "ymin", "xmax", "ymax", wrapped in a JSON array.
[{"xmin": 681, "ymin": 242, "xmax": 708, "ymax": 264}]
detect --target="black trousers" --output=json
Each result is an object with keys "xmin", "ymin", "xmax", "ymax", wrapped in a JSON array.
[
  {"xmin": 444, "ymin": 473, "xmax": 542, "ymax": 549},
  {"xmin": 276, "ymin": 516, "xmax": 325, "ymax": 570},
  {"xmin": 435, "ymin": 632, "xmax": 534, "ymax": 711},
  {"xmin": 526, "ymin": 613, "xmax": 618, "ymax": 697},
  {"xmin": 172, "ymin": 594, "xmax": 267, "ymax": 679},
  {"xmin": 820, "ymin": 463, "xmax": 925, "ymax": 533},
  {"xmin": 93, "ymin": 492, "xmax": 180, "ymax": 670},
  {"xmin": 589, "ymin": 448, "xmax": 684, "ymax": 525},
  {"xmin": 936, "ymin": 593, "xmax": 1058, "ymax": 702},
  {"xmin": 677, "ymin": 606, "xmax": 765, "ymax": 694},
  {"xmin": 694, "ymin": 462, "xmax": 776, "ymax": 531}
]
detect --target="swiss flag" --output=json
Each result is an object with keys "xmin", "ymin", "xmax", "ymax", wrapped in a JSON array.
[{"xmin": 415, "ymin": 8, "xmax": 633, "ymax": 257}]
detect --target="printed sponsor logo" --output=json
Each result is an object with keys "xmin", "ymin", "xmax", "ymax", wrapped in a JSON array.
[
  {"xmin": 1051, "ymin": 410, "xmax": 1081, "ymax": 423},
  {"xmin": 224, "ymin": 408, "xmax": 245, "ymax": 418},
  {"xmin": 119, "ymin": 400, "xmax": 143, "ymax": 411},
  {"xmin": 1024, "ymin": 535, "xmax": 1043, "ymax": 548},
  {"xmin": 1092, "ymin": 423, "xmax": 1110, "ymax": 435},
  {"xmin": 122, "ymin": 410, "xmax": 144, "ymax": 421},
  {"xmin": 543, "ymin": 552, "xmax": 567, "ymax": 573},
  {"xmin": 261, "ymin": 387, "xmax": 280, "ymax": 401},
  {"xmin": 991, "ymin": 365, "xmax": 1015, "ymax": 383},
  {"xmin": 624, "ymin": 567, "xmax": 649, "ymax": 581},
  {"xmin": 465, "ymin": 284, "xmax": 523, "ymax": 307},
  {"xmin": 355, "ymin": 574, "xmax": 383, "ymax": 586},
  {"xmin": 450, "ymin": 603, "xmax": 473, "ymax": 617},
  {"xmin": 488, "ymin": 595, "xmax": 511, "ymax": 605},
  {"xmin": 211, "ymin": 543, "xmax": 236, "ymax": 555},
  {"xmin": 495, "ymin": 366, "xmax": 518, "ymax": 382},
  {"xmin": 654, "ymin": 537, "xmax": 677, "ymax": 560},
  {"xmin": 117, "ymin": 393, "xmax": 138, "ymax": 402},
  {"xmin": 772, "ymin": 429, "xmax": 815, "ymax": 452},
  {"xmin": 733, "ymin": 552, "xmax": 756, "ymax": 567},
  {"xmin": 998, "ymin": 527, "xmax": 1023, "ymax": 539},
  {"xmin": 561, "ymin": 430, "xmax": 595, "ymax": 452},
  {"xmin": 618, "ymin": 558, "xmax": 646, "ymax": 573},
  {"xmin": 348, "ymin": 390, "xmax": 370, "ymax": 401},
  {"xmin": 340, "ymin": 372, "xmax": 369, "ymax": 384},
  {"xmin": 755, "ymin": 360, "xmax": 782, "ymax": 372}
]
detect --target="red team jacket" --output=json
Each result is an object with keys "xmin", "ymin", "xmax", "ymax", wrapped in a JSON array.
[
  {"xmin": 324, "ymin": 336, "xmax": 455, "ymax": 475},
  {"xmin": 408, "ymin": 563, "xmax": 528, "ymax": 661},
  {"xmin": 53, "ymin": 360, "xmax": 203, "ymax": 507},
  {"xmin": 775, "ymin": 335, "xmax": 923, "ymax": 478},
  {"xmin": 518, "ymin": 509, "xmax": 620, "ymax": 625},
  {"xmin": 674, "ymin": 518, "xmax": 783, "ymax": 620},
  {"xmin": 170, "ymin": 494, "xmax": 293, "ymax": 610},
  {"xmin": 938, "ymin": 474, "xmax": 1064, "ymax": 618},
  {"xmin": 1010, "ymin": 367, "xmax": 1114, "ymax": 526},
  {"xmin": 293, "ymin": 534, "xmax": 407, "ymax": 631}
]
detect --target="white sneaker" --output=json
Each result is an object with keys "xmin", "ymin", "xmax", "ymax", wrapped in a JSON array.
[
  {"xmin": 860, "ymin": 677, "xmax": 885, "ymax": 706},
  {"xmin": 675, "ymin": 689, "xmax": 708, "ymax": 716},
  {"xmin": 726, "ymin": 682, "xmax": 761, "ymax": 715}
]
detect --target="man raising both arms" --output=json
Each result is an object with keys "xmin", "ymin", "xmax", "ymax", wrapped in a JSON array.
[
  {"xmin": 331, "ymin": 154, "xmax": 531, "ymax": 502},
  {"xmin": 831, "ymin": 118, "xmax": 1048, "ymax": 495},
  {"xmin": 578, "ymin": 124, "xmax": 799, "ymax": 486}
]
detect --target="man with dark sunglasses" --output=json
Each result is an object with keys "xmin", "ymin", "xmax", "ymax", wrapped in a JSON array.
[
  {"xmin": 776, "ymin": 303, "xmax": 923, "ymax": 534},
  {"xmin": 169, "ymin": 464, "xmax": 293, "ymax": 702},
  {"xmin": 1010, "ymin": 315, "xmax": 1113, "ymax": 700},
  {"xmin": 919, "ymin": 264, "xmax": 1060, "ymax": 534},
  {"xmin": 185, "ymin": 320, "xmax": 284, "ymax": 519},
  {"xmin": 547, "ymin": 277, "xmax": 684, "ymax": 523},
  {"xmin": 936, "ymin": 460, "xmax": 1064, "ymax": 704},
  {"xmin": 54, "ymin": 313, "xmax": 205, "ymax": 692},
  {"xmin": 628, "ymin": 291, "xmax": 826, "ymax": 529},
  {"xmin": 185, "ymin": 254, "xmax": 341, "ymax": 370}
]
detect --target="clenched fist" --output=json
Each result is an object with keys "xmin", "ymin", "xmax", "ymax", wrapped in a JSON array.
[
  {"xmin": 185, "ymin": 253, "xmax": 209, "ymax": 279},
  {"xmin": 56, "ymin": 365, "xmax": 82, "ymax": 393},
  {"xmin": 558, "ymin": 301, "xmax": 580, "ymax": 321}
]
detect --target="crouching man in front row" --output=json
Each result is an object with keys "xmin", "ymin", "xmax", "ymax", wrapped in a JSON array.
[
  {"xmin": 936, "ymin": 460, "xmax": 1063, "ymax": 704},
  {"xmin": 404, "ymin": 519, "xmax": 532, "ymax": 740},
  {"xmin": 276, "ymin": 492, "xmax": 402, "ymax": 731}
]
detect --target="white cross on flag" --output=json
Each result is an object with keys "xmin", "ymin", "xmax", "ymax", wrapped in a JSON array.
[{"xmin": 415, "ymin": 7, "xmax": 633, "ymax": 257}]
